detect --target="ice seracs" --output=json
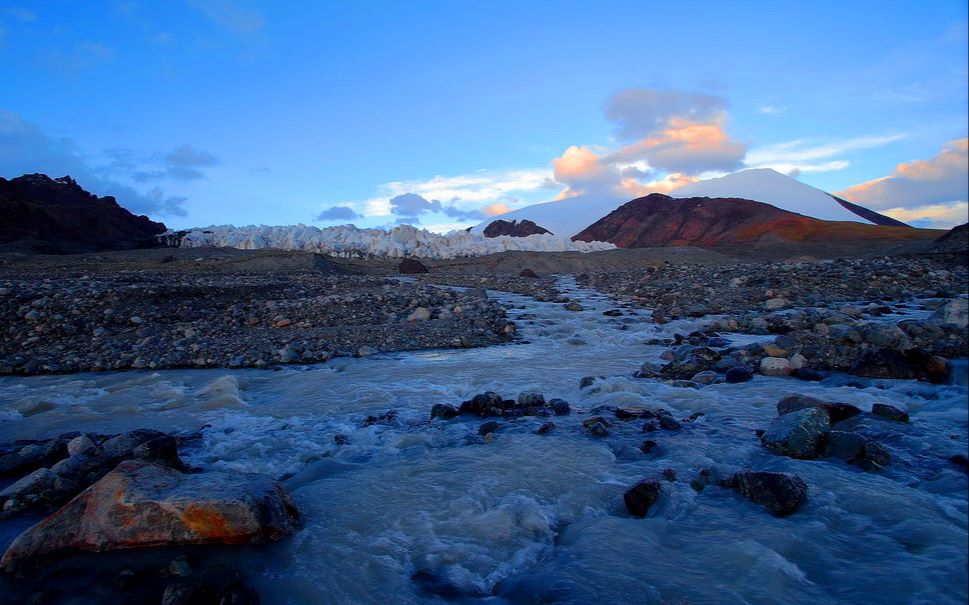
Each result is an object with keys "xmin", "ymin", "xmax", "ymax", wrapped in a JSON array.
[{"xmin": 173, "ymin": 223, "xmax": 615, "ymax": 259}]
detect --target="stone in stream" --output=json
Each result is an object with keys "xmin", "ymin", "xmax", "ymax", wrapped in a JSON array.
[
  {"xmin": 760, "ymin": 357, "xmax": 793, "ymax": 377},
  {"xmin": 871, "ymin": 403, "xmax": 909, "ymax": 423},
  {"xmin": 548, "ymin": 398, "xmax": 571, "ymax": 415},
  {"xmin": 777, "ymin": 394, "xmax": 862, "ymax": 424},
  {"xmin": 731, "ymin": 470, "xmax": 808, "ymax": 517},
  {"xmin": 822, "ymin": 431, "xmax": 867, "ymax": 462},
  {"xmin": 624, "ymin": 479, "xmax": 661, "ymax": 517},
  {"xmin": 724, "ymin": 366, "xmax": 754, "ymax": 383},
  {"xmin": 640, "ymin": 440, "xmax": 658, "ymax": 454},
  {"xmin": 761, "ymin": 407, "xmax": 830, "ymax": 459},
  {"xmin": 0, "ymin": 439, "xmax": 66, "ymax": 477},
  {"xmin": 430, "ymin": 403, "xmax": 459, "ymax": 420},
  {"xmin": 478, "ymin": 421, "xmax": 500, "ymax": 436},
  {"xmin": 1, "ymin": 460, "xmax": 300, "ymax": 572},
  {"xmin": 564, "ymin": 302, "xmax": 583, "ymax": 311},
  {"xmin": 517, "ymin": 392, "xmax": 545, "ymax": 407},
  {"xmin": 535, "ymin": 422, "xmax": 555, "ymax": 434},
  {"xmin": 658, "ymin": 415, "xmax": 682, "ymax": 431},
  {"xmin": 927, "ymin": 298, "xmax": 968, "ymax": 328}
]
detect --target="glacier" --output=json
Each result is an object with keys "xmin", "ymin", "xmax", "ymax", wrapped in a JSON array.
[{"xmin": 170, "ymin": 223, "xmax": 615, "ymax": 259}]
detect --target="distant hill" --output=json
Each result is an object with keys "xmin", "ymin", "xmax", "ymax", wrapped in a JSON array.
[
  {"xmin": 0, "ymin": 174, "xmax": 167, "ymax": 253},
  {"xmin": 473, "ymin": 168, "xmax": 908, "ymax": 238},
  {"xmin": 573, "ymin": 193, "xmax": 940, "ymax": 249},
  {"xmin": 930, "ymin": 222, "xmax": 968, "ymax": 254}
]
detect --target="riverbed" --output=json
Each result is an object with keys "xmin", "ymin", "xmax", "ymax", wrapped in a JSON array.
[{"xmin": 1, "ymin": 278, "xmax": 966, "ymax": 604}]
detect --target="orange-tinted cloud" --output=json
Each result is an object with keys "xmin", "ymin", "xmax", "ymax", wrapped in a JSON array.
[
  {"xmin": 836, "ymin": 138, "xmax": 968, "ymax": 211},
  {"xmin": 613, "ymin": 118, "xmax": 746, "ymax": 174},
  {"xmin": 482, "ymin": 203, "xmax": 512, "ymax": 216}
]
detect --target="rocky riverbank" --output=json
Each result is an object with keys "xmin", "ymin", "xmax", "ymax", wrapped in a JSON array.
[{"xmin": 0, "ymin": 269, "xmax": 516, "ymax": 376}]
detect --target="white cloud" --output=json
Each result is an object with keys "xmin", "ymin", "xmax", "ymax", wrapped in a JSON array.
[
  {"xmin": 756, "ymin": 104, "xmax": 785, "ymax": 115},
  {"xmin": 746, "ymin": 133, "xmax": 908, "ymax": 173},
  {"xmin": 881, "ymin": 201, "xmax": 968, "ymax": 229}
]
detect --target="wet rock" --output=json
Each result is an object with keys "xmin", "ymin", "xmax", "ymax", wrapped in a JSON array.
[
  {"xmin": 0, "ymin": 440, "xmax": 66, "ymax": 477},
  {"xmin": 658, "ymin": 415, "xmax": 682, "ymax": 431},
  {"xmin": 535, "ymin": 422, "xmax": 555, "ymax": 435},
  {"xmin": 564, "ymin": 302, "xmax": 583, "ymax": 311},
  {"xmin": 949, "ymin": 454, "xmax": 969, "ymax": 472},
  {"xmin": 661, "ymin": 469, "xmax": 677, "ymax": 481},
  {"xmin": 760, "ymin": 357, "xmax": 793, "ymax": 377},
  {"xmin": 928, "ymin": 298, "xmax": 968, "ymax": 328},
  {"xmin": 430, "ymin": 403, "xmax": 458, "ymax": 420},
  {"xmin": 725, "ymin": 366, "xmax": 754, "ymax": 383},
  {"xmin": 690, "ymin": 370, "xmax": 718, "ymax": 385},
  {"xmin": 624, "ymin": 479, "xmax": 661, "ymax": 517},
  {"xmin": 363, "ymin": 410, "xmax": 398, "ymax": 426},
  {"xmin": 0, "ymin": 469, "xmax": 78, "ymax": 517},
  {"xmin": 822, "ymin": 431, "xmax": 866, "ymax": 462},
  {"xmin": 732, "ymin": 470, "xmax": 808, "ymax": 517},
  {"xmin": 101, "ymin": 429, "xmax": 168, "ymax": 460},
  {"xmin": 761, "ymin": 407, "xmax": 830, "ymax": 459},
  {"xmin": 792, "ymin": 367, "xmax": 822, "ymax": 381},
  {"xmin": 859, "ymin": 442, "xmax": 891, "ymax": 470},
  {"xmin": 585, "ymin": 421, "xmax": 610, "ymax": 437},
  {"xmin": 517, "ymin": 392, "xmax": 545, "ymax": 407},
  {"xmin": 642, "ymin": 421, "xmax": 658, "ymax": 433},
  {"xmin": 871, "ymin": 403, "xmax": 909, "ymax": 423},
  {"xmin": 132, "ymin": 435, "xmax": 186, "ymax": 470},
  {"xmin": 689, "ymin": 466, "xmax": 735, "ymax": 492},
  {"xmin": 548, "ymin": 398, "xmax": 571, "ymax": 415},
  {"xmin": 777, "ymin": 394, "xmax": 862, "ymax": 424},
  {"xmin": 66, "ymin": 434, "xmax": 97, "ymax": 457},
  {"xmin": 640, "ymin": 440, "xmax": 658, "ymax": 454},
  {"xmin": 579, "ymin": 376, "xmax": 601, "ymax": 389},
  {"xmin": 478, "ymin": 421, "xmax": 500, "ymax": 436},
  {"xmin": 397, "ymin": 258, "xmax": 429, "ymax": 274},
  {"xmin": 333, "ymin": 434, "xmax": 350, "ymax": 446},
  {"xmin": 603, "ymin": 309, "xmax": 623, "ymax": 316},
  {"xmin": 1, "ymin": 460, "xmax": 300, "ymax": 572},
  {"xmin": 460, "ymin": 391, "xmax": 503, "ymax": 416},
  {"xmin": 614, "ymin": 407, "xmax": 647, "ymax": 421},
  {"xmin": 850, "ymin": 348, "xmax": 932, "ymax": 380}
]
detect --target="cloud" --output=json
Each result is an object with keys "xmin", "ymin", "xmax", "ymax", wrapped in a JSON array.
[
  {"xmin": 482, "ymin": 203, "xmax": 512, "ymax": 216},
  {"xmin": 605, "ymin": 89, "xmax": 728, "ymax": 141},
  {"xmin": 748, "ymin": 134, "xmax": 908, "ymax": 167},
  {"xmin": 102, "ymin": 144, "xmax": 220, "ymax": 182},
  {"xmin": 835, "ymin": 138, "xmax": 968, "ymax": 210},
  {"xmin": 387, "ymin": 192, "xmax": 484, "ymax": 223},
  {"xmin": 187, "ymin": 0, "xmax": 264, "ymax": 34},
  {"xmin": 881, "ymin": 202, "xmax": 968, "ymax": 229},
  {"xmin": 315, "ymin": 206, "xmax": 360, "ymax": 222},
  {"xmin": 161, "ymin": 144, "xmax": 220, "ymax": 180},
  {"xmin": 0, "ymin": 111, "xmax": 189, "ymax": 217},
  {"xmin": 549, "ymin": 88, "xmax": 747, "ymax": 198},
  {"xmin": 756, "ymin": 104, "xmax": 784, "ymax": 115}
]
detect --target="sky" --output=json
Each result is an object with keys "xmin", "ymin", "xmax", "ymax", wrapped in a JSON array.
[{"xmin": 1, "ymin": 0, "xmax": 967, "ymax": 231}]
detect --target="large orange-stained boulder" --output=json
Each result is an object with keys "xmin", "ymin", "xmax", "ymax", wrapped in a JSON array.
[{"xmin": 1, "ymin": 460, "xmax": 299, "ymax": 572}]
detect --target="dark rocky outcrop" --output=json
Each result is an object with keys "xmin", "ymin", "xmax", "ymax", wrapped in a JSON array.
[
  {"xmin": 1, "ymin": 460, "xmax": 300, "ymax": 572},
  {"xmin": 397, "ymin": 258, "xmax": 429, "ymax": 274},
  {"xmin": 572, "ymin": 193, "xmax": 939, "ymax": 250},
  {"xmin": 624, "ymin": 479, "xmax": 661, "ymax": 517},
  {"xmin": 0, "ymin": 174, "xmax": 167, "ymax": 253},
  {"xmin": 929, "ymin": 222, "xmax": 968, "ymax": 254},
  {"xmin": 482, "ymin": 219, "xmax": 551, "ymax": 238}
]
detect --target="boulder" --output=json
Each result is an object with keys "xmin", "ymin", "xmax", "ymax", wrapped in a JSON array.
[
  {"xmin": 548, "ymin": 399, "xmax": 571, "ymax": 415},
  {"xmin": 822, "ymin": 431, "xmax": 867, "ymax": 462},
  {"xmin": 430, "ymin": 403, "xmax": 458, "ymax": 420},
  {"xmin": 724, "ymin": 366, "xmax": 754, "ymax": 383},
  {"xmin": 871, "ymin": 403, "xmax": 909, "ymax": 423},
  {"xmin": 761, "ymin": 407, "xmax": 830, "ymax": 459},
  {"xmin": 397, "ymin": 258, "xmax": 429, "ymax": 274},
  {"xmin": 928, "ymin": 298, "xmax": 968, "ymax": 329},
  {"xmin": 623, "ymin": 480, "xmax": 661, "ymax": 517},
  {"xmin": 0, "ymin": 469, "xmax": 78, "ymax": 517},
  {"xmin": 1, "ymin": 460, "xmax": 299, "ymax": 572},
  {"xmin": 776, "ymin": 394, "xmax": 862, "ymax": 424},
  {"xmin": 0, "ymin": 440, "xmax": 66, "ymax": 477},
  {"xmin": 760, "ymin": 357, "xmax": 793, "ymax": 377},
  {"xmin": 732, "ymin": 470, "xmax": 807, "ymax": 516},
  {"xmin": 518, "ymin": 269, "xmax": 539, "ymax": 278}
]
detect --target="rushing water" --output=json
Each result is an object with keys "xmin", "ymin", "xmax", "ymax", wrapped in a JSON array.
[{"xmin": 0, "ymin": 278, "xmax": 966, "ymax": 604}]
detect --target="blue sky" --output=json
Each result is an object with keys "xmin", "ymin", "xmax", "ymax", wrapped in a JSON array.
[{"xmin": 1, "ymin": 0, "xmax": 967, "ymax": 230}]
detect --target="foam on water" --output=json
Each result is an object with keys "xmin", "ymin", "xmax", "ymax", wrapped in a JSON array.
[{"xmin": 0, "ymin": 278, "xmax": 965, "ymax": 604}]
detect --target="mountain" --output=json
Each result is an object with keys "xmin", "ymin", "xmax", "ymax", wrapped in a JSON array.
[
  {"xmin": 472, "ymin": 168, "xmax": 907, "ymax": 237},
  {"xmin": 672, "ymin": 168, "xmax": 907, "ymax": 226},
  {"xmin": 573, "ymin": 193, "xmax": 938, "ymax": 250},
  {"xmin": 0, "ymin": 174, "xmax": 167, "ymax": 253},
  {"xmin": 482, "ymin": 219, "xmax": 550, "ymax": 237}
]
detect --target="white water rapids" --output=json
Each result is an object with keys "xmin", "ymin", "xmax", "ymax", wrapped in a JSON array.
[{"xmin": 0, "ymin": 278, "xmax": 966, "ymax": 604}]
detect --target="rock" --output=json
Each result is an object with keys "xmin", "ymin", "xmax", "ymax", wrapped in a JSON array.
[
  {"xmin": 478, "ymin": 421, "xmax": 500, "ymax": 436},
  {"xmin": 724, "ymin": 365, "xmax": 754, "ymax": 383},
  {"xmin": 397, "ymin": 258, "xmax": 429, "ymax": 274},
  {"xmin": 860, "ymin": 442, "xmax": 891, "ymax": 470},
  {"xmin": 101, "ymin": 429, "xmax": 168, "ymax": 460},
  {"xmin": 640, "ymin": 440, "xmax": 658, "ymax": 454},
  {"xmin": 1, "ymin": 460, "xmax": 299, "ymax": 572},
  {"xmin": 535, "ymin": 422, "xmax": 555, "ymax": 434},
  {"xmin": 430, "ymin": 403, "xmax": 458, "ymax": 420},
  {"xmin": 603, "ymin": 309, "xmax": 623, "ymax": 317},
  {"xmin": 517, "ymin": 392, "xmax": 545, "ymax": 407},
  {"xmin": 759, "ymin": 357, "xmax": 792, "ymax": 377},
  {"xmin": 406, "ymin": 307, "xmax": 431, "ymax": 322},
  {"xmin": 333, "ymin": 434, "xmax": 350, "ymax": 446},
  {"xmin": 822, "ymin": 431, "xmax": 867, "ymax": 462},
  {"xmin": 690, "ymin": 370, "xmax": 718, "ymax": 385},
  {"xmin": 764, "ymin": 297, "xmax": 788, "ymax": 310},
  {"xmin": 586, "ymin": 420, "xmax": 610, "ymax": 437},
  {"xmin": 761, "ymin": 407, "xmax": 830, "ymax": 459},
  {"xmin": 776, "ymin": 394, "xmax": 862, "ymax": 424},
  {"xmin": 871, "ymin": 403, "xmax": 909, "ymax": 423},
  {"xmin": 133, "ymin": 435, "xmax": 186, "ymax": 470},
  {"xmin": 548, "ymin": 398, "xmax": 571, "ymax": 415},
  {"xmin": 0, "ymin": 440, "xmax": 66, "ymax": 476},
  {"xmin": 928, "ymin": 298, "xmax": 968, "ymax": 328},
  {"xmin": 623, "ymin": 480, "xmax": 661, "ymax": 517},
  {"xmin": 564, "ymin": 302, "xmax": 583, "ymax": 312},
  {"xmin": 850, "ymin": 348, "xmax": 931, "ymax": 380},
  {"xmin": 0, "ymin": 469, "xmax": 78, "ymax": 517},
  {"xmin": 579, "ymin": 376, "xmax": 601, "ymax": 389},
  {"xmin": 67, "ymin": 434, "xmax": 97, "ymax": 457},
  {"xmin": 732, "ymin": 470, "xmax": 808, "ymax": 517},
  {"xmin": 356, "ymin": 345, "xmax": 379, "ymax": 357},
  {"xmin": 459, "ymin": 391, "xmax": 503, "ymax": 416},
  {"xmin": 518, "ymin": 269, "xmax": 539, "ymax": 278},
  {"xmin": 273, "ymin": 318, "xmax": 292, "ymax": 328},
  {"xmin": 659, "ymin": 415, "xmax": 682, "ymax": 430}
]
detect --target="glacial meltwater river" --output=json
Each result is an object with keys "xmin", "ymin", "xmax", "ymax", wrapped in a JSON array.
[{"xmin": 0, "ymin": 278, "xmax": 966, "ymax": 604}]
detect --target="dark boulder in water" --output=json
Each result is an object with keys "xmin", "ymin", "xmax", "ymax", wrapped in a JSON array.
[
  {"xmin": 624, "ymin": 479, "xmax": 661, "ymax": 517},
  {"xmin": 725, "ymin": 366, "xmax": 754, "ymax": 383},
  {"xmin": 430, "ymin": 403, "xmax": 459, "ymax": 420},
  {"xmin": 731, "ymin": 470, "xmax": 807, "ymax": 517},
  {"xmin": 776, "ymin": 394, "xmax": 862, "ymax": 424},
  {"xmin": 761, "ymin": 407, "xmax": 830, "ymax": 459},
  {"xmin": 871, "ymin": 403, "xmax": 909, "ymax": 423}
]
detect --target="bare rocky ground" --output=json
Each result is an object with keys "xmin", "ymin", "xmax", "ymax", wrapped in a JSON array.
[{"xmin": 0, "ymin": 249, "xmax": 516, "ymax": 376}]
